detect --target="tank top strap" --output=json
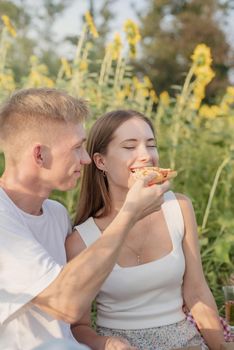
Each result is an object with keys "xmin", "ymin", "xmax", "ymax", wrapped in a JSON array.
[
  {"xmin": 162, "ymin": 191, "xmax": 184, "ymax": 245},
  {"xmin": 74, "ymin": 217, "xmax": 101, "ymax": 248}
]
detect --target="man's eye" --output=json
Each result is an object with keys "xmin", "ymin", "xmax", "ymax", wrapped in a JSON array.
[
  {"xmin": 123, "ymin": 146, "xmax": 135, "ymax": 149},
  {"xmin": 147, "ymin": 145, "xmax": 157, "ymax": 148}
]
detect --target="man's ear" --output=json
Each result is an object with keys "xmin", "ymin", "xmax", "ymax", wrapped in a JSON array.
[
  {"xmin": 93, "ymin": 152, "xmax": 106, "ymax": 171},
  {"xmin": 33, "ymin": 144, "xmax": 44, "ymax": 167}
]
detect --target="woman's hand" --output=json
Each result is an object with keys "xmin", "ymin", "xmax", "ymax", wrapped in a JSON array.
[{"xmin": 105, "ymin": 336, "xmax": 138, "ymax": 350}]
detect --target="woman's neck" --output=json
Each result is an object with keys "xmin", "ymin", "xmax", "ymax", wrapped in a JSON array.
[{"xmin": 109, "ymin": 189, "xmax": 127, "ymax": 216}]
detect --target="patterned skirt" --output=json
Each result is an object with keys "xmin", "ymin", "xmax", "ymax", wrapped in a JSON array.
[{"xmin": 96, "ymin": 318, "xmax": 208, "ymax": 350}]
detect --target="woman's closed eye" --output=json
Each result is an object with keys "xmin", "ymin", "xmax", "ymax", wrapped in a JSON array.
[{"xmin": 123, "ymin": 145, "xmax": 157, "ymax": 150}]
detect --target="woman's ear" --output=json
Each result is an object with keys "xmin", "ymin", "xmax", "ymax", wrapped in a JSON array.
[{"xmin": 93, "ymin": 152, "xmax": 106, "ymax": 171}]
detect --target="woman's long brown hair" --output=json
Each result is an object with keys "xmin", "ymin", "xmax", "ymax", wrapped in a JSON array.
[{"xmin": 74, "ymin": 109, "xmax": 156, "ymax": 225}]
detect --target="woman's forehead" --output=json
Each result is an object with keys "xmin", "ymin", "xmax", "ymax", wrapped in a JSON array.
[{"xmin": 113, "ymin": 118, "xmax": 154, "ymax": 140}]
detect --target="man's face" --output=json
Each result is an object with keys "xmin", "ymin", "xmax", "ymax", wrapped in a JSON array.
[{"xmin": 44, "ymin": 122, "xmax": 91, "ymax": 191}]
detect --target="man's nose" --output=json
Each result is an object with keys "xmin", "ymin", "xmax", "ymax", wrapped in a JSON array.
[{"xmin": 81, "ymin": 149, "xmax": 91, "ymax": 165}]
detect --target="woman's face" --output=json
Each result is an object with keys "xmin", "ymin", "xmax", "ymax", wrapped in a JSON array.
[{"xmin": 100, "ymin": 117, "xmax": 159, "ymax": 189}]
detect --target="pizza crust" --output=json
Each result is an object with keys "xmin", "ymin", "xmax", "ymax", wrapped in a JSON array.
[{"xmin": 132, "ymin": 166, "xmax": 177, "ymax": 185}]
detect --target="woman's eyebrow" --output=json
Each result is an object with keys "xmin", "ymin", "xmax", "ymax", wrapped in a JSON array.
[
  {"xmin": 120, "ymin": 137, "xmax": 155, "ymax": 144},
  {"xmin": 120, "ymin": 138, "xmax": 138, "ymax": 143}
]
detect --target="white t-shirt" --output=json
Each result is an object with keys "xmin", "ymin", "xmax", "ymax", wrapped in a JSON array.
[{"xmin": 0, "ymin": 188, "xmax": 78, "ymax": 350}]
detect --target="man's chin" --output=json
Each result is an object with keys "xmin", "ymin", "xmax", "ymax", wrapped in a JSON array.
[{"xmin": 58, "ymin": 181, "xmax": 79, "ymax": 192}]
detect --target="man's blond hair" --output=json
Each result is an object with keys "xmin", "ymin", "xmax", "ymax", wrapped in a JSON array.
[{"xmin": 0, "ymin": 88, "xmax": 89, "ymax": 153}]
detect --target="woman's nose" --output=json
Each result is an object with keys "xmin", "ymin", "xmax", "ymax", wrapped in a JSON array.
[{"xmin": 138, "ymin": 146, "xmax": 151, "ymax": 161}]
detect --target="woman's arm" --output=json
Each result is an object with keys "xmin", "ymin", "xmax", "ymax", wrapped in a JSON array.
[
  {"xmin": 71, "ymin": 308, "xmax": 107, "ymax": 350},
  {"xmin": 71, "ymin": 309, "xmax": 137, "ymax": 350},
  {"xmin": 177, "ymin": 193, "xmax": 224, "ymax": 350},
  {"xmin": 66, "ymin": 232, "xmax": 138, "ymax": 350}
]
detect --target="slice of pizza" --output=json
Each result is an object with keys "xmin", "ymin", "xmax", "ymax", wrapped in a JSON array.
[{"xmin": 131, "ymin": 166, "xmax": 177, "ymax": 185}]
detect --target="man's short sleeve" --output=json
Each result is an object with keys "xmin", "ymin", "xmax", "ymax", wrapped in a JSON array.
[{"xmin": 0, "ymin": 213, "xmax": 62, "ymax": 324}]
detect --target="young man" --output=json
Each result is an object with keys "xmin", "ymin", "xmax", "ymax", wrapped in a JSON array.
[{"xmin": 0, "ymin": 88, "xmax": 170, "ymax": 350}]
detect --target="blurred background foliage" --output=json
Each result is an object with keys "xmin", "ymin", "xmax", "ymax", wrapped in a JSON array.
[{"xmin": 0, "ymin": 0, "xmax": 233, "ymax": 312}]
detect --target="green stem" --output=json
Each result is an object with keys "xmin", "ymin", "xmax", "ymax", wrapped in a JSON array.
[
  {"xmin": 201, "ymin": 156, "xmax": 230, "ymax": 232},
  {"xmin": 113, "ymin": 55, "xmax": 122, "ymax": 91},
  {"xmin": 74, "ymin": 24, "xmax": 87, "ymax": 65},
  {"xmin": 169, "ymin": 64, "xmax": 196, "ymax": 169}
]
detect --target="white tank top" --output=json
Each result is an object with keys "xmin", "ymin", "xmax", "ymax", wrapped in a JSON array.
[{"xmin": 75, "ymin": 191, "xmax": 186, "ymax": 329}]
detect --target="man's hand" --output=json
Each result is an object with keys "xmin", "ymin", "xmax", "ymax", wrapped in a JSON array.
[
  {"xmin": 105, "ymin": 336, "xmax": 138, "ymax": 350},
  {"xmin": 123, "ymin": 174, "xmax": 170, "ymax": 222}
]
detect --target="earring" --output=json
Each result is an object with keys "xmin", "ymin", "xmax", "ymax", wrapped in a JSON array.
[{"xmin": 102, "ymin": 170, "xmax": 106, "ymax": 177}]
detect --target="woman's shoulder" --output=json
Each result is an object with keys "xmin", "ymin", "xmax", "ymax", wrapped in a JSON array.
[
  {"xmin": 65, "ymin": 227, "xmax": 87, "ymax": 261},
  {"xmin": 164, "ymin": 191, "xmax": 192, "ymax": 207},
  {"xmin": 173, "ymin": 192, "xmax": 195, "ymax": 221},
  {"xmin": 174, "ymin": 192, "xmax": 193, "ymax": 207}
]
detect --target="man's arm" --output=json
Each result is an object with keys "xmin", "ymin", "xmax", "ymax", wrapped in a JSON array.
[
  {"xmin": 66, "ymin": 234, "xmax": 137, "ymax": 350},
  {"xmin": 32, "ymin": 179, "xmax": 169, "ymax": 323}
]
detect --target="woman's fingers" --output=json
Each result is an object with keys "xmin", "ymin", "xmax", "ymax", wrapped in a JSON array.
[{"xmin": 105, "ymin": 336, "xmax": 139, "ymax": 350}]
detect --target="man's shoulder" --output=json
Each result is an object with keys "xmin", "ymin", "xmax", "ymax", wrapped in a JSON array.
[
  {"xmin": 45, "ymin": 198, "xmax": 66, "ymax": 209},
  {"xmin": 44, "ymin": 198, "xmax": 69, "ymax": 217},
  {"xmin": 0, "ymin": 188, "xmax": 14, "ymax": 214},
  {"xmin": 45, "ymin": 199, "xmax": 72, "ymax": 234}
]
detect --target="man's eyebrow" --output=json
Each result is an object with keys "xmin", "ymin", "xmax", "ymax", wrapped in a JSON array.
[{"xmin": 73, "ymin": 138, "xmax": 87, "ymax": 147}]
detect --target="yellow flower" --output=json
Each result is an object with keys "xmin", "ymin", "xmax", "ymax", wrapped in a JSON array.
[
  {"xmin": 0, "ymin": 72, "xmax": 15, "ymax": 91},
  {"xmin": 38, "ymin": 64, "xmax": 49, "ymax": 75},
  {"xmin": 1, "ymin": 15, "xmax": 16, "ymax": 37},
  {"xmin": 28, "ymin": 70, "xmax": 54, "ymax": 88},
  {"xmin": 116, "ymin": 90, "xmax": 125, "ymax": 101},
  {"xmin": 142, "ymin": 88, "xmax": 149, "ymax": 98},
  {"xmin": 123, "ymin": 19, "xmax": 141, "ymax": 58},
  {"xmin": 132, "ymin": 76, "xmax": 142, "ymax": 90},
  {"xmin": 193, "ymin": 82, "xmax": 205, "ymax": 101},
  {"xmin": 189, "ymin": 96, "xmax": 202, "ymax": 110},
  {"xmin": 123, "ymin": 84, "xmax": 131, "ymax": 97},
  {"xmin": 124, "ymin": 19, "xmax": 141, "ymax": 44},
  {"xmin": 143, "ymin": 76, "xmax": 153, "ymax": 89},
  {"xmin": 27, "ymin": 56, "xmax": 54, "ymax": 88},
  {"xmin": 199, "ymin": 104, "xmax": 222, "ymax": 118},
  {"xmin": 84, "ymin": 11, "xmax": 99, "ymax": 38},
  {"xmin": 112, "ymin": 32, "xmax": 123, "ymax": 60},
  {"xmin": 149, "ymin": 90, "xmax": 158, "ymax": 103},
  {"xmin": 191, "ymin": 44, "xmax": 212, "ymax": 67},
  {"xmin": 194, "ymin": 65, "xmax": 215, "ymax": 83},
  {"xmin": 106, "ymin": 33, "xmax": 123, "ymax": 60},
  {"xmin": 159, "ymin": 91, "xmax": 170, "ymax": 106},
  {"xmin": 226, "ymin": 86, "xmax": 234, "ymax": 97},
  {"xmin": 79, "ymin": 60, "xmax": 88, "ymax": 71},
  {"xmin": 30, "ymin": 55, "xmax": 39, "ymax": 65}
]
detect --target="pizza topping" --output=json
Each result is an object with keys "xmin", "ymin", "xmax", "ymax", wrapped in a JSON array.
[{"xmin": 131, "ymin": 166, "xmax": 177, "ymax": 184}]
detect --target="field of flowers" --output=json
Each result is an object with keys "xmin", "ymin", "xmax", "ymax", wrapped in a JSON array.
[{"xmin": 0, "ymin": 14, "xmax": 233, "ymax": 311}]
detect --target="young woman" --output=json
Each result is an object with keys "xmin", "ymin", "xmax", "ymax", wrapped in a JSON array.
[{"xmin": 66, "ymin": 110, "xmax": 224, "ymax": 350}]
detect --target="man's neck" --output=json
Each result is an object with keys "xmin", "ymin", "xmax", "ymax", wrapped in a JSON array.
[{"xmin": 0, "ymin": 175, "xmax": 49, "ymax": 216}]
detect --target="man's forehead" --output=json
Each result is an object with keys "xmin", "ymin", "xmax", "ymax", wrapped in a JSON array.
[
  {"xmin": 54, "ymin": 122, "xmax": 86, "ymax": 144},
  {"xmin": 69, "ymin": 123, "xmax": 86, "ymax": 142}
]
